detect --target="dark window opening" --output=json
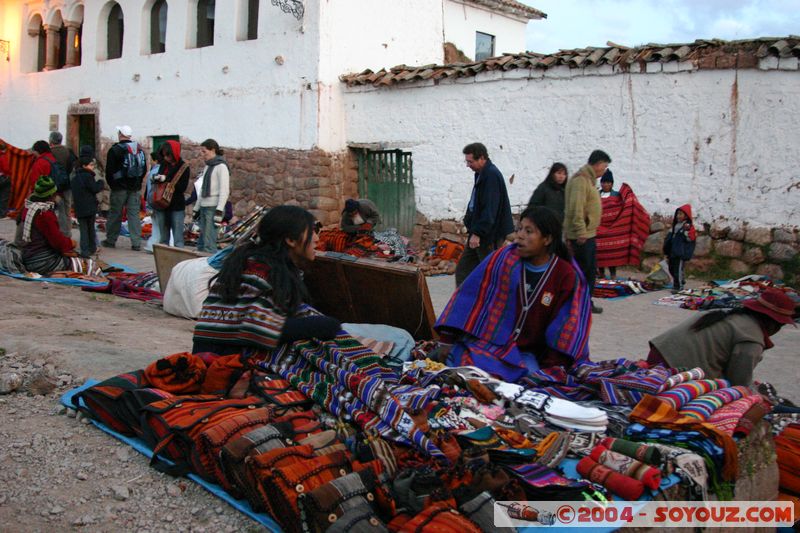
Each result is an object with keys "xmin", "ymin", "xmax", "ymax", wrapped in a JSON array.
[
  {"xmin": 107, "ymin": 3, "xmax": 124, "ymax": 59},
  {"xmin": 197, "ymin": 0, "xmax": 215, "ymax": 48},
  {"xmin": 36, "ymin": 22, "xmax": 46, "ymax": 71},
  {"xmin": 247, "ymin": 0, "xmax": 259, "ymax": 40},
  {"xmin": 150, "ymin": 0, "xmax": 168, "ymax": 54},
  {"xmin": 57, "ymin": 22, "xmax": 67, "ymax": 68},
  {"xmin": 475, "ymin": 31, "xmax": 495, "ymax": 61}
]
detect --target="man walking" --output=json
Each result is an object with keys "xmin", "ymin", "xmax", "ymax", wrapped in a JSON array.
[
  {"xmin": 565, "ymin": 149, "xmax": 611, "ymax": 314},
  {"xmin": 49, "ymin": 131, "xmax": 76, "ymax": 237},
  {"xmin": 455, "ymin": 142, "xmax": 514, "ymax": 286},
  {"xmin": 103, "ymin": 126, "xmax": 147, "ymax": 250}
]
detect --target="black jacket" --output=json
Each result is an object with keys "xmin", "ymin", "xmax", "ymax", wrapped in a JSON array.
[
  {"xmin": 528, "ymin": 180, "xmax": 565, "ymax": 220},
  {"xmin": 463, "ymin": 160, "xmax": 514, "ymax": 243},
  {"xmin": 70, "ymin": 168, "xmax": 104, "ymax": 218}
]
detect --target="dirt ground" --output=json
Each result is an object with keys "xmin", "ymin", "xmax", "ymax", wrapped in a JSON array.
[{"xmin": 1, "ymin": 216, "xmax": 798, "ymax": 531}]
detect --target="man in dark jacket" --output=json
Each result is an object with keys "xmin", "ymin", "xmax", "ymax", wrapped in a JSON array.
[
  {"xmin": 49, "ymin": 131, "xmax": 77, "ymax": 237},
  {"xmin": 103, "ymin": 125, "xmax": 147, "ymax": 250},
  {"xmin": 455, "ymin": 142, "xmax": 514, "ymax": 286}
]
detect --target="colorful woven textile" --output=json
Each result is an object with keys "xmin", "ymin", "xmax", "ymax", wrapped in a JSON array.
[
  {"xmin": 598, "ymin": 437, "xmax": 662, "ymax": 466},
  {"xmin": 706, "ymin": 395, "xmax": 764, "ymax": 435},
  {"xmin": 596, "ymin": 183, "xmax": 651, "ymax": 268},
  {"xmin": 655, "ymin": 379, "xmax": 730, "ymax": 410},
  {"xmin": 507, "ymin": 462, "xmax": 591, "ymax": 500},
  {"xmin": 678, "ymin": 386, "xmax": 752, "ymax": 421},
  {"xmin": 576, "ymin": 456, "xmax": 646, "ymax": 501},
  {"xmin": 435, "ymin": 244, "xmax": 591, "ymax": 382},
  {"xmin": 659, "ymin": 368, "xmax": 705, "ymax": 392},
  {"xmin": 256, "ymin": 332, "xmax": 447, "ymax": 461},
  {"xmin": 628, "ymin": 394, "xmax": 739, "ymax": 480},
  {"xmin": 734, "ymin": 397, "xmax": 771, "ymax": 437},
  {"xmin": 522, "ymin": 358, "xmax": 673, "ymax": 406},
  {"xmin": 775, "ymin": 423, "xmax": 800, "ymax": 495},
  {"xmin": 0, "ymin": 139, "xmax": 35, "ymax": 216},
  {"xmin": 589, "ymin": 445, "xmax": 662, "ymax": 489}
]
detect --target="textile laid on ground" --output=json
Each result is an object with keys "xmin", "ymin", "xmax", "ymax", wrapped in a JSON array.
[
  {"xmin": 0, "ymin": 139, "xmax": 35, "ymax": 216},
  {"xmin": 654, "ymin": 276, "xmax": 800, "ymax": 311},
  {"xmin": 677, "ymin": 386, "xmax": 752, "ymax": 421},
  {"xmin": 592, "ymin": 279, "xmax": 656, "ymax": 299},
  {"xmin": 521, "ymin": 358, "xmax": 675, "ymax": 406},
  {"xmin": 596, "ymin": 183, "xmax": 651, "ymax": 269},
  {"xmin": 706, "ymin": 394, "xmax": 769, "ymax": 436},
  {"xmin": 655, "ymin": 379, "xmax": 730, "ymax": 410},
  {"xmin": 82, "ymin": 271, "xmax": 162, "ymax": 301}
]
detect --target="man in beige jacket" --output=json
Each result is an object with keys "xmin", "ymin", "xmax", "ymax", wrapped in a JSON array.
[{"xmin": 564, "ymin": 150, "xmax": 611, "ymax": 314}]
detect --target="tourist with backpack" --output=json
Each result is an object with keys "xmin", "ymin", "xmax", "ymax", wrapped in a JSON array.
[
  {"xmin": 103, "ymin": 125, "xmax": 147, "ymax": 250},
  {"xmin": 49, "ymin": 131, "xmax": 77, "ymax": 238}
]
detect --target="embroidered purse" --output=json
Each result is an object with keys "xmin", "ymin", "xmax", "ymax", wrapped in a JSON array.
[
  {"xmin": 193, "ymin": 406, "xmax": 274, "ymax": 489},
  {"xmin": 299, "ymin": 469, "xmax": 382, "ymax": 533},
  {"xmin": 243, "ymin": 444, "xmax": 317, "ymax": 513},
  {"xmin": 263, "ymin": 450, "xmax": 353, "ymax": 533},
  {"xmin": 140, "ymin": 395, "xmax": 265, "ymax": 476},
  {"xmin": 251, "ymin": 372, "xmax": 314, "ymax": 409},
  {"xmin": 219, "ymin": 422, "xmax": 297, "ymax": 500}
]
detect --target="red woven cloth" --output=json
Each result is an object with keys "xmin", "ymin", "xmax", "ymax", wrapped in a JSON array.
[
  {"xmin": 0, "ymin": 139, "xmax": 35, "ymax": 217},
  {"xmin": 596, "ymin": 183, "xmax": 650, "ymax": 268}
]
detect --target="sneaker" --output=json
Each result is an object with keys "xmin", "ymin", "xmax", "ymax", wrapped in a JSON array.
[
  {"xmin": 591, "ymin": 302, "xmax": 603, "ymax": 314},
  {"xmin": 131, "ymin": 245, "xmax": 141, "ymax": 251},
  {"xmin": 101, "ymin": 240, "xmax": 115, "ymax": 248}
]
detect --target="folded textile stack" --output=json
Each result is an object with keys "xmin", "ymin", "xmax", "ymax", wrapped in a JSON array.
[{"xmin": 592, "ymin": 279, "xmax": 655, "ymax": 299}]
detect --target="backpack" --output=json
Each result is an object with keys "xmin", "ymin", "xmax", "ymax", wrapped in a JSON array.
[
  {"xmin": 46, "ymin": 158, "xmax": 71, "ymax": 192},
  {"xmin": 120, "ymin": 141, "xmax": 147, "ymax": 179}
]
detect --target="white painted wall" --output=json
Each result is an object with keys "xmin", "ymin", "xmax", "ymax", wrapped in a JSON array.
[
  {"xmin": 344, "ymin": 63, "xmax": 800, "ymax": 228},
  {"xmin": 443, "ymin": 0, "xmax": 530, "ymax": 59},
  {"xmin": 316, "ymin": 0, "xmax": 445, "ymax": 151}
]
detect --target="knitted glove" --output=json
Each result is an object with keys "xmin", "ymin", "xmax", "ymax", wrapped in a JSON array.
[{"xmin": 279, "ymin": 315, "xmax": 341, "ymax": 344}]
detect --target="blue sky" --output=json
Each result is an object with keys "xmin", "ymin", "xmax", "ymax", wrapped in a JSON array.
[{"xmin": 521, "ymin": 0, "xmax": 800, "ymax": 53}]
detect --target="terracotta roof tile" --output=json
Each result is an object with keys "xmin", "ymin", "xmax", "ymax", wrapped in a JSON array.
[
  {"xmin": 341, "ymin": 36, "xmax": 800, "ymax": 87},
  {"xmin": 464, "ymin": 0, "xmax": 546, "ymax": 20}
]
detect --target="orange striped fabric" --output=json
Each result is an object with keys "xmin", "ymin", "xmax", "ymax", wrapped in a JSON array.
[{"xmin": 0, "ymin": 139, "xmax": 35, "ymax": 216}]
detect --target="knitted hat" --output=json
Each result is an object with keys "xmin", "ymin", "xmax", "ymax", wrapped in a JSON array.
[
  {"xmin": 344, "ymin": 199, "xmax": 359, "ymax": 212},
  {"xmin": 79, "ymin": 144, "xmax": 95, "ymax": 158},
  {"xmin": 78, "ymin": 155, "xmax": 94, "ymax": 167},
  {"xmin": 743, "ymin": 288, "xmax": 797, "ymax": 326},
  {"xmin": 600, "ymin": 169, "xmax": 614, "ymax": 183},
  {"xmin": 33, "ymin": 176, "xmax": 57, "ymax": 199}
]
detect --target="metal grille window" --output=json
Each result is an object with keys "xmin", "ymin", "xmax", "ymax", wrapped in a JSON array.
[
  {"xmin": 357, "ymin": 149, "xmax": 416, "ymax": 236},
  {"xmin": 475, "ymin": 31, "xmax": 495, "ymax": 61}
]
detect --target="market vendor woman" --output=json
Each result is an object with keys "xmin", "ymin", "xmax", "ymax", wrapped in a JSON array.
[
  {"xmin": 435, "ymin": 206, "xmax": 592, "ymax": 382},
  {"xmin": 648, "ymin": 288, "xmax": 797, "ymax": 386},
  {"xmin": 192, "ymin": 205, "xmax": 341, "ymax": 356}
]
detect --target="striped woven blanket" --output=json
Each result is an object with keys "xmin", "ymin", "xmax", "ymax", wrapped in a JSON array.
[{"xmin": 596, "ymin": 183, "xmax": 650, "ymax": 268}]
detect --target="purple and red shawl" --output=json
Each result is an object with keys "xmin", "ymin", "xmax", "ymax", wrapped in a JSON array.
[{"xmin": 434, "ymin": 244, "xmax": 591, "ymax": 382}]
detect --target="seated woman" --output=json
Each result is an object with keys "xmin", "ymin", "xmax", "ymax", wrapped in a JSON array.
[
  {"xmin": 192, "ymin": 205, "xmax": 341, "ymax": 356},
  {"xmin": 648, "ymin": 288, "xmax": 797, "ymax": 386},
  {"xmin": 16, "ymin": 176, "xmax": 81, "ymax": 275},
  {"xmin": 340, "ymin": 198, "xmax": 380, "ymax": 234},
  {"xmin": 435, "ymin": 206, "xmax": 592, "ymax": 382}
]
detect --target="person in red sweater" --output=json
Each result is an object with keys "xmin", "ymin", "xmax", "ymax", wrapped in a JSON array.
[
  {"xmin": 17, "ymin": 176, "xmax": 77, "ymax": 274},
  {"xmin": 28, "ymin": 140, "xmax": 55, "ymax": 191}
]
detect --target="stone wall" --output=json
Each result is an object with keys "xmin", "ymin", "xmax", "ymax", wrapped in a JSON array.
[
  {"xmin": 641, "ymin": 216, "xmax": 800, "ymax": 285},
  {"xmin": 98, "ymin": 138, "xmax": 359, "ymax": 227}
]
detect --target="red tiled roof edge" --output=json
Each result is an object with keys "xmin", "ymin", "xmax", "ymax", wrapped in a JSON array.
[
  {"xmin": 463, "ymin": 0, "xmax": 547, "ymax": 20},
  {"xmin": 341, "ymin": 36, "xmax": 800, "ymax": 87}
]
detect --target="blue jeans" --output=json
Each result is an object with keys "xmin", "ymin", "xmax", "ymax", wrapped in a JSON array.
[
  {"xmin": 106, "ymin": 189, "xmax": 142, "ymax": 247},
  {"xmin": 152, "ymin": 209, "xmax": 185, "ymax": 248},
  {"xmin": 197, "ymin": 206, "xmax": 218, "ymax": 253}
]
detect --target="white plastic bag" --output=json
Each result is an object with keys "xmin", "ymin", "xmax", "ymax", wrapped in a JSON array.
[{"xmin": 163, "ymin": 257, "xmax": 217, "ymax": 319}]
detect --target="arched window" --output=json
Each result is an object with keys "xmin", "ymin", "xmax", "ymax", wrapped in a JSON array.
[
  {"xmin": 150, "ymin": 0, "xmax": 168, "ymax": 54},
  {"xmin": 197, "ymin": 0, "xmax": 215, "ymax": 48},
  {"xmin": 107, "ymin": 3, "xmax": 124, "ymax": 59}
]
